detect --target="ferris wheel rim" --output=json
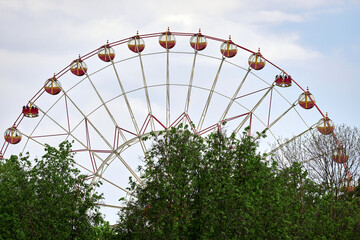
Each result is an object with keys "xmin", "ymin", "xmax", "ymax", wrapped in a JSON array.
[
  {"xmin": 2, "ymin": 33, "xmax": 329, "ymax": 167},
  {"xmin": 1, "ymin": 29, "xmax": 344, "ymax": 214}
]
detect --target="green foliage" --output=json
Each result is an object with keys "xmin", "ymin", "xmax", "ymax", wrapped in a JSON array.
[
  {"xmin": 94, "ymin": 221, "xmax": 117, "ymax": 239},
  {"xmin": 116, "ymin": 125, "xmax": 360, "ymax": 239},
  {"xmin": 0, "ymin": 141, "xmax": 105, "ymax": 239}
]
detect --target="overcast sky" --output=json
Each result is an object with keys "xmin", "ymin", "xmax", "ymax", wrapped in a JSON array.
[{"xmin": 0, "ymin": 0, "xmax": 359, "ymax": 223}]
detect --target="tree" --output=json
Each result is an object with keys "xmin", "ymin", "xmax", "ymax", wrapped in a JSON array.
[
  {"xmin": 271, "ymin": 124, "xmax": 360, "ymax": 239},
  {"xmin": 116, "ymin": 126, "xmax": 276, "ymax": 239},
  {"xmin": 0, "ymin": 141, "xmax": 104, "ymax": 239},
  {"xmin": 114, "ymin": 126, "xmax": 286, "ymax": 238},
  {"xmin": 115, "ymin": 125, "xmax": 360, "ymax": 239},
  {"xmin": 272, "ymin": 124, "xmax": 360, "ymax": 194}
]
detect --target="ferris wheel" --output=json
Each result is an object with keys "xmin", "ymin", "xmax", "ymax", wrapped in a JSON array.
[{"xmin": 0, "ymin": 29, "xmax": 349, "ymax": 222}]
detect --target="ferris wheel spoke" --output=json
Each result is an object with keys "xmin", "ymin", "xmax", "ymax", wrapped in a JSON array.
[
  {"xmin": 271, "ymin": 86, "xmax": 311, "ymax": 130},
  {"xmin": 92, "ymin": 133, "xmax": 144, "ymax": 186},
  {"xmin": 25, "ymin": 94, "xmax": 65, "ymax": 135},
  {"xmin": 20, "ymin": 132, "xmax": 46, "ymax": 148},
  {"xmin": 96, "ymin": 135, "xmax": 140, "ymax": 173},
  {"xmin": 96, "ymin": 131, "xmax": 156, "ymax": 183},
  {"xmin": 234, "ymin": 86, "xmax": 274, "ymax": 134},
  {"xmin": 197, "ymin": 58, "xmax": 225, "ymax": 131},
  {"xmin": 220, "ymin": 68, "xmax": 251, "ymax": 121},
  {"xmin": 74, "ymin": 161, "xmax": 98, "ymax": 177},
  {"xmin": 20, "ymin": 100, "xmax": 69, "ymax": 154},
  {"xmin": 182, "ymin": 83, "xmax": 278, "ymax": 141},
  {"xmin": 114, "ymin": 151, "xmax": 143, "ymax": 186},
  {"xmin": 300, "ymin": 152, "xmax": 327, "ymax": 164},
  {"xmin": 166, "ymin": 50, "xmax": 170, "ymax": 127},
  {"xmin": 22, "ymin": 132, "xmax": 100, "ymax": 176},
  {"xmin": 270, "ymin": 123, "xmax": 317, "ymax": 154},
  {"xmin": 62, "ymin": 92, "xmax": 114, "ymax": 151},
  {"xmin": 94, "ymin": 174, "xmax": 132, "ymax": 195},
  {"xmin": 111, "ymin": 61, "xmax": 140, "ymax": 134},
  {"xmin": 84, "ymin": 72, "xmax": 127, "ymax": 143},
  {"xmin": 184, "ymin": 51, "xmax": 198, "ymax": 119},
  {"xmin": 96, "ymin": 203, "xmax": 123, "ymax": 209},
  {"xmin": 93, "ymin": 149, "xmax": 143, "ymax": 187},
  {"xmin": 113, "ymin": 126, "xmax": 147, "ymax": 157},
  {"xmin": 267, "ymin": 88, "xmax": 274, "ymax": 127},
  {"xmin": 267, "ymin": 101, "xmax": 297, "ymax": 130},
  {"xmin": 138, "ymin": 53, "xmax": 155, "ymax": 131},
  {"xmin": 64, "ymin": 95, "xmax": 71, "ymax": 132},
  {"xmin": 139, "ymin": 139, "xmax": 148, "ymax": 157},
  {"xmin": 27, "ymin": 105, "xmax": 108, "ymax": 172}
]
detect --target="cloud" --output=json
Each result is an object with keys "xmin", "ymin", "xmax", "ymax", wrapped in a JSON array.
[
  {"xmin": 240, "ymin": 0, "xmax": 348, "ymax": 10},
  {"xmin": 257, "ymin": 10, "xmax": 305, "ymax": 23},
  {"xmin": 259, "ymin": 33, "xmax": 322, "ymax": 62}
]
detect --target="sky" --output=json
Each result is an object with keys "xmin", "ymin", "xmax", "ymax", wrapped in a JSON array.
[
  {"xmin": 0, "ymin": 0, "xmax": 359, "ymax": 223},
  {"xmin": 0, "ymin": 0, "xmax": 359, "ymax": 126}
]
